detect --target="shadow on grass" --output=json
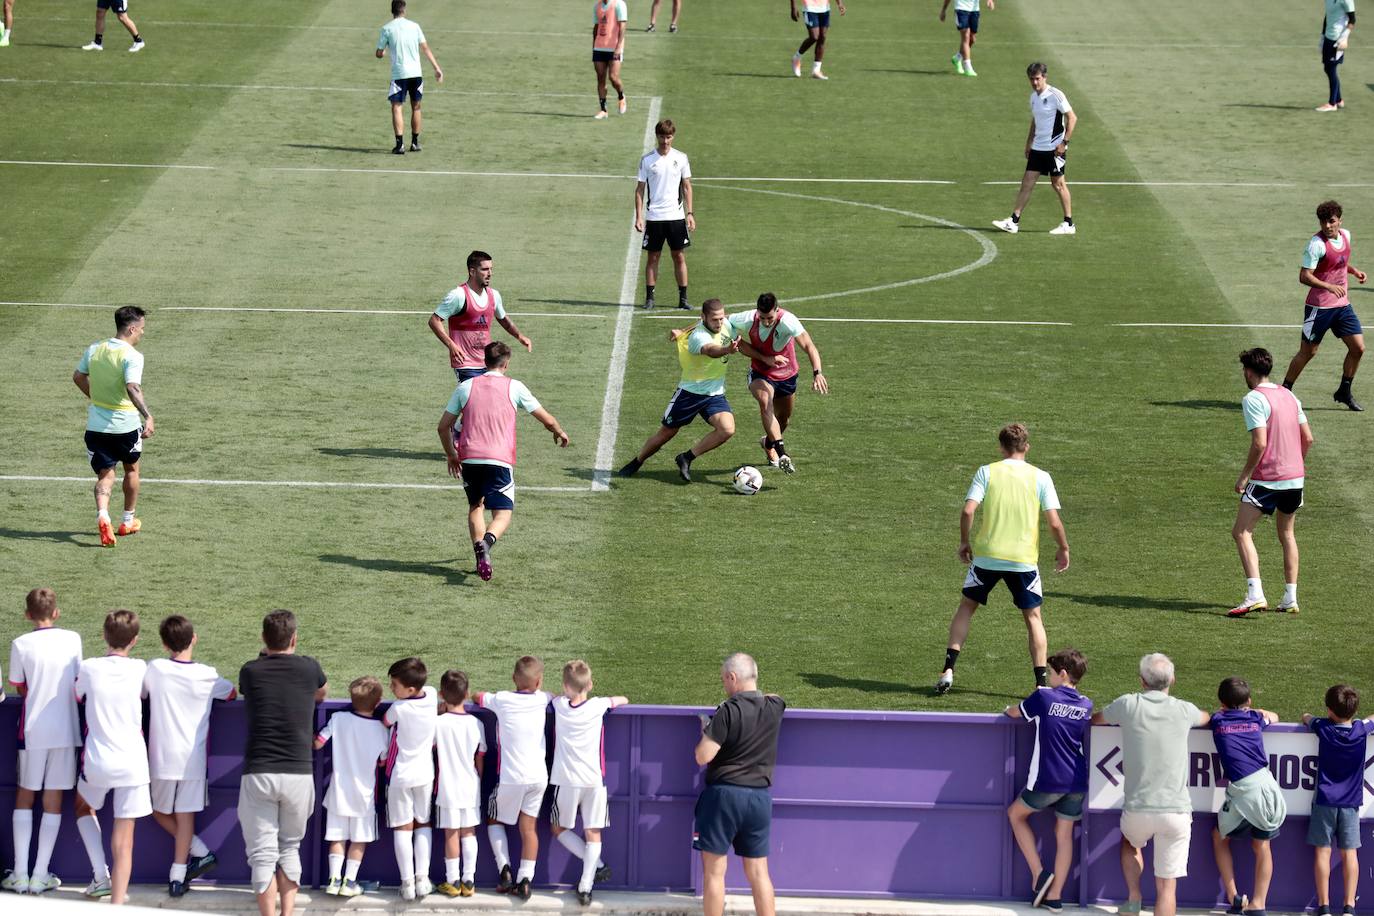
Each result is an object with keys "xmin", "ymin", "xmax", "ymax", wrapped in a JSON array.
[
  {"xmin": 1056, "ymin": 591, "xmax": 1220, "ymax": 615},
  {"xmin": 1149, "ymin": 399, "xmax": 1238, "ymax": 411},
  {"xmin": 801, "ymin": 672, "xmax": 913, "ymax": 695},
  {"xmin": 283, "ymin": 143, "xmax": 385, "ymax": 154},
  {"xmin": 319, "ymin": 554, "xmax": 471, "ymax": 585},
  {"xmin": 318, "ymin": 447, "xmax": 444, "ymax": 462},
  {"xmin": 0, "ymin": 528, "xmax": 92, "ymax": 547}
]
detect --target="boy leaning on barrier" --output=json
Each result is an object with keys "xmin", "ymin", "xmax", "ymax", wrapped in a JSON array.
[{"xmin": 1303, "ymin": 684, "xmax": 1374, "ymax": 916}]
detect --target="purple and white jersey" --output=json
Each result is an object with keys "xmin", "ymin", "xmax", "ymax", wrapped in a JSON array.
[
  {"xmin": 1019, "ymin": 685, "xmax": 1092, "ymax": 794},
  {"xmin": 1210, "ymin": 708, "xmax": 1270, "ymax": 782},
  {"xmin": 1310, "ymin": 717, "xmax": 1371, "ymax": 808}
]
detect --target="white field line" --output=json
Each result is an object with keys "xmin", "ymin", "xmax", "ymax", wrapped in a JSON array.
[
  {"xmin": 592, "ymin": 96, "xmax": 660, "ymax": 492},
  {"xmin": 0, "ymin": 302, "xmax": 609, "ymax": 319},
  {"xmin": 0, "ymin": 159, "xmax": 214, "ymax": 170},
  {"xmin": 638, "ymin": 315, "xmax": 1072, "ymax": 326},
  {"xmin": 1113, "ymin": 323, "xmax": 1302, "ymax": 329},
  {"xmin": 982, "ymin": 180, "xmax": 1297, "ymax": 188},
  {"xmin": 0, "ymin": 76, "xmax": 593, "ymax": 100},
  {"xmin": 0, "ymin": 475, "xmax": 589, "ymax": 493}
]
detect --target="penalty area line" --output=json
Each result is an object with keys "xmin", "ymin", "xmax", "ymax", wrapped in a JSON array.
[{"xmin": 0, "ymin": 475, "xmax": 591, "ymax": 494}]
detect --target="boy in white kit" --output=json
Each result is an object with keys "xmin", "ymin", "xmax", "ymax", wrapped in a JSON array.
[
  {"xmin": 143, "ymin": 614, "xmax": 236, "ymax": 897},
  {"xmin": 74, "ymin": 609, "xmax": 151, "ymax": 904},
  {"xmin": 550, "ymin": 660, "xmax": 628, "ymax": 906},
  {"xmin": 4, "ymin": 588, "xmax": 83, "ymax": 896},
  {"xmin": 477, "ymin": 655, "xmax": 553, "ymax": 900},
  {"xmin": 384, "ymin": 656, "xmax": 439, "ymax": 900},
  {"xmin": 433, "ymin": 670, "xmax": 485, "ymax": 898},
  {"xmin": 314, "ymin": 675, "xmax": 389, "ymax": 897}
]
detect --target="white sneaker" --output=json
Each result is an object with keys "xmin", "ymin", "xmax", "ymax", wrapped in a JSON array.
[
  {"xmin": 400, "ymin": 879, "xmax": 416, "ymax": 901},
  {"xmin": 325, "ymin": 878, "xmax": 342, "ymax": 896},
  {"xmin": 128, "ymin": 39, "xmax": 144, "ymax": 52},
  {"xmin": 2, "ymin": 872, "xmax": 29, "ymax": 893},
  {"xmin": 791, "ymin": 53, "xmax": 802, "ymax": 77},
  {"xmin": 811, "ymin": 68, "xmax": 828, "ymax": 80},
  {"xmin": 1049, "ymin": 221, "xmax": 1076, "ymax": 235},
  {"xmin": 85, "ymin": 877, "xmax": 112, "ymax": 898},
  {"xmin": 593, "ymin": 110, "xmax": 608, "ymax": 120},
  {"xmin": 962, "ymin": 64, "xmax": 977, "ymax": 77},
  {"xmin": 415, "ymin": 878, "xmax": 433, "ymax": 897},
  {"xmin": 27, "ymin": 875, "xmax": 60, "ymax": 895},
  {"xmin": 992, "ymin": 217, "xmax": 1019, "ymax": 234},
  {"xmin": 81, "ymin": 40, "xmax": 103, "ymax": 50}
]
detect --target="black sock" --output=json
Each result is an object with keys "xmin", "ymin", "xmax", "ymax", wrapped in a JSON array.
[
  {"xmin": 1340, "ymin": 375, "xmax": 1354, "ymax": 390},
  {"xmin": 1034, "ymin": 666, "xmax": 1048, "ymax": 687},
  {"xmin": 678, "ymin": 285, "xmax": 688, "ymax": 302},
  {"xmin": 483, "ymin": 532, "xmax": 496, "ymax": 549},
  {"xmin": 93, "ymin": 33, "xmax": 103, "ymax": 44},
  {"xmin": 395, "ymin": 134, "xmax": 403, "ymax": 144},
  {"xmin": 1064, "ymin": 216, "xmax": 1074, "ymax": 226},
  {"xmin": 1010, "ymin": 212, "xmax": 1020, "ymax": 224},
  {"xmin": 411, "ymin": 132, "xmax": 420, "ymax": 143},
  {"xmin": 678, "ymin": 449, "xmax": 694, "ymax": 464},
  {"xmin": 599, "ymin": 96, "xmax": 607, "ymax": 111},
  {"xmin": 1282, "ymin": 378, "xmax": 1295, "ymax": 390},
  {"xmin": 617, "ymin": 90, "xmax": 625, "ymax": 100},
  {"xmin": 132, "ymin": 33, "xmax": 140, "ymax": 42},
  {"xmin": 942, "ymin": 648, "xmax": 960, "ymax": 672},
  {"xmin": 768, "ymin": 438, "xmax": 787, "ymax": 456}
]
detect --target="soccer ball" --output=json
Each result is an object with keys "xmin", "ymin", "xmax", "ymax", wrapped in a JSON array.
[{"xmin": 732, "ymin": 465, "xmax": 763, "ymax": 495}]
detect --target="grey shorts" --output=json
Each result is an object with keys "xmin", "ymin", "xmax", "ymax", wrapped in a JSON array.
[{"xmin": 1308, "ymin": 804, "xmax": 1361, "ymax": 849}]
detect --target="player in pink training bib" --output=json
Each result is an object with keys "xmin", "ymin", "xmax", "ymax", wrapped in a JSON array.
[{"xmin": 427, "ymin": 250, "xmax": 532, "ymax": 383}]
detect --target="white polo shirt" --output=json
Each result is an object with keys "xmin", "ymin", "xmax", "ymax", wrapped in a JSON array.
[
  {"xmin": 435, "ymin": 711, "xmax": 486, "ymax": 810},
  {"xmin": 9, "ymin": 628, "xmax": 83, "ymax": 750},
  {"xmin": 143, "ymin": 658, "xmax": 236, "ymax": 781},
  {"xmin": 75, "ymin": 655, "xmax": 150, "ymax": 788},
  {"xmin": 318, "ymin": 711, "xmax": 389, "ymax": 817},
  {"xmin": 384, "ymin": 685, "xmax": 439, "ymax": 788},
  {"xmin": 477, "ymin": 690, "xmax": 552, "ymax": 786},
  {"xmin": 550, "ymin": 696, "xmax": 617, "ymax": 788},
  {"xmin": 1029, "ymin": 84, "xmax": 1073, "ymax": 151},
  {"xmin": 637, "ymin": 147, "xmax": 692, "ymax": 222}
]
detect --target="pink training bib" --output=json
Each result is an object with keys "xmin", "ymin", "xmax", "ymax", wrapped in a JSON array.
[
  {"xmin": 446, "ymin": 285, "xmax": 496, "ymax": 370},
  {"xmin": 1306, "ymin": 230, "xmax": 1351, "ymax": 309},
  {"xmin": 457, "ymin": 374, "xmax": 518, "ymax": 467},
  {"xmin": 749, "ymin": 310, "xmax": 799, "ymax": 382},
  {"xmin": 1253, "ymin": 385, "xmax": 1304, "ymax": 483}
]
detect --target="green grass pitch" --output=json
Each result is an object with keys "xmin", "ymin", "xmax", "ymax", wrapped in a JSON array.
[{"xmin": 2, "ymin": 0, "xmax": 1372, "ymax": 717}]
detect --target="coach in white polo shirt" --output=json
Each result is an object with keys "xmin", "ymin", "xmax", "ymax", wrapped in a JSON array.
[
  {"xmin": 634, "ymin": 117, "xmax": 695, "ymax": 310},
  {"xmin": 993, "ymin": 61, "xmax": 1077, "ymax": 236}
]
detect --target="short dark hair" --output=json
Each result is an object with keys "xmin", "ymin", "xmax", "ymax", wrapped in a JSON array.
[
  {"xmin": 1026, "ymin": 61, "xmax": 1048, "ymax": 78},
  {"xmin": 389, "ymin": 656, "xmax": 428, "ymax": 689},
  {"xmin": 1239, "ymin": 347, "xmax": 1273, "ymax": 378},
  {"xmin": 159, "ymin": 614, "xmax": 195, "ymax": 653},
  {"xmin": 484, "ymin": 340, "xmax": 512, "ymax": 368},
  {"xmin": 655, "ymin": 118, "xmax": 676, "ymax": 138},
  {"xmin": 1327, "ymin": 684, "xmax": 1360, "ymax": 720},
  {"xmin": 1218, "ymin": 676, "xmax": 1251, "ymax": 709},
  {"xmin": 391, "ymin": 0, "xmax": 406, "ymax": 15},
  {"xmin": 351, "ymin": 676, "xmax": 383, "ymax": 712},
  {"xmin": 513, "ymin": 655, "xmax": 544, "ymax": 690},
  {"xmin": 701, "ymin": 297, "xmax": 724, "ymax": 315},
  {"xmin": 1048, "ymin": 648, "xmax": 1086, "ymax": 684},
  {"xmin": 25, "ymin": 587, "xmax": 57, "ymax": 622},
  {"xmin": 467, "ymin": 250, "xmax": 492, "ymax": 270},
  {"xmin": 998, "ymin": 422, "xmax": 1029, "ymax": 453},
  {"xmin": 756, "ymin": 292, "xmax": 778, "ymax": 313},
  {"xmin": 104, "ymin": 609, "xmax": 140, "ymax": 650},
  {"xmin": 1317, "ymin": 200, "xmax": 1343, "ymax": 223},
  {"xmin": 440, "ymin": 669, "xmax": 470, "ymax": 706},
  {"xmin": 114, "ymin": 305, "xmax": 146, "ymax": 335},
  {"xmin": 262, "ymin": 609, "xmax": 297, "ymax": 651}
]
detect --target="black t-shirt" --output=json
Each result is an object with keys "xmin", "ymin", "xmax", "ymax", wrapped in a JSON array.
[
  {"xmin": 239, "ymin": 652, "xmax": 327, "ymax": 775},
  {"xmin": 703, "ymin": 691, "xmax": 786, "ymax": 788}
]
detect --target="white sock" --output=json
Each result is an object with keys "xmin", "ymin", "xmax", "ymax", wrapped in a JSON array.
[
  {"xmin": 556, "ymin": 830, "xmax": 587, "ymax": 860},
  {"xmin": 1283, "ymin": 583, "xmax": 1298, "ymax": 605},
  {"xmin": 517, "ymin": 858, "xmax": 536, "ymax": 882},
  {"xmin": 33, "ymin": 812, "xmax": 61, "ymax": 878},
  {"xmin": 170, "ymin": 863, "xmax": 188, "ymax": 883},
  {"xmin": 328, "ymin": 853, "xmax": 344, "ymax": 881},
  {"xmin": 121, "ymin": 510, "xmax": 135, "ymax": 525},
  {"xmin": 97, "ymin": 509, "xmax": 110, "ymax": 523},
  {"xmin": 76, "ymin": 815, "xmax": 109, "ymax": 882},
  {"xmin": 393, "ymin": 830, "xmax": 415, "ymax": 882},
  {"xmin": 580, "ymin": 841, "xmax": 602, "ymax": 892},
  {"xmin": 461, "ymin": 836, "xmax": 478, "ymax": 881},
  {"xmin": 12, "ymin": 809, "xmax": 33, "ymax": 879},
  {"xmin": 812, "ymin": 60, "xmax": 821, "ymax": 71},
  {"xmin": 344, "ymin": 858, "xmax": 361, "ymax": 882},
  {"xmin": 1246, "ymin": 577, "xmax": 1264, "ymax": 602},
  {"xmin": 445, "ymin": 856, "xmax": 461, "ymax": 884},
  {"xmin": 189, "ymin": 835, "xmax": 209, "ymax": 858},
  {"xmin": 413, "ymin": 826, "xmax": 432, "ymax": 880},
  {"xmin": 487, "ymin": 824, "xmax": 510, "ymax": 870}
]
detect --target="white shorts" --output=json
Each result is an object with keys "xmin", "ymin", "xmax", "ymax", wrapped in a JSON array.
[
  {"xmin": 487, "ymin": 783, "xmax": 546, "ymax": 824},
  {"xmin": 151, "ymin": 778, "xmax": 208, "ymax": 814},
  {"xmin": 387, "ymin": 783, "xmax": 433, "ymax": 827},
  {"xmin": 437, "ymin": 805, "xmax": 481, "ymax": 830},
  {"xmin": 550, "ymin": 785, "xmax": 609, "ymax": 830},
  {"xmin": 325, "ymin": 807, "xmax": 379, "ymax": 843},
  {"xmin": 1120, "ymin": 810, "xmax": 1192, "ymax": 879},
  {"xmin": 18, "ymin": 748, "xmax": 78, "ymax": 792},
  {"xmin": 78, "ymin": 780, "xmax": 153, "ymax": 820}
]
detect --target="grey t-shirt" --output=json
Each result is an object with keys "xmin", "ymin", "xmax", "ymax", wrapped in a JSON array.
[{"xmin": 1101, "ymin": 690, "xmax": 1203, "ymax": 813}]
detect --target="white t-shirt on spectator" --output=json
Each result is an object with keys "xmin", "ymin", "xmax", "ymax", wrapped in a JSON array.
[
  {"xmin": 75, "ymin": 655, "xmax": 150, "ymax": 788},
  {"xmin": 9, "ymin": 628, "xmax": 83, "ymax": 750},
  {"xmin": 477, "ymin": 690, "xmax": 552, "ymax": 786},
  {"xmin": 318, "ymin": 711, "xmax": 390, "ymax": 817},
  {"xmin": 143, "ymin": 658, "xmax": 235, "ymax": 781},
  {"xmin": 435, "ymin": 711, "xmax": 486, "ymax": 810},
  {"xmin": 550, "ymin": 696, "xmax": 616, "ymax": 788},
  {"xmin": 384, "ymin": 686, "xmax": 439, "ymax": 788}
]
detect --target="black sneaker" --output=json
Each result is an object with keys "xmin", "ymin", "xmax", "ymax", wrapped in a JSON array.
[
  {"xmin": 495, "ymin": 865, "xmax": 514, "ymax": 894},
  {"xmin": 1042, "ymin": 901, "xmax": 1063, "ymax": 914},
  {"xmin": 578, "ymin": 890, "xmax": 593, "ymax": 906},
  {"xmin": 677, "ymin": 297, "xmax": 691, "ymax": 310},
  {"xmin": 593, "ymin": 864, "xmax": 611, "ymax": 884},
  {"xmin": 1227, "ymin": 894, "xmax": 1248, "ymax": 915},
  {"xmin": 618, "ymin": 460, "xmax": 640, "ymax": 478},
  {"xmin": 645, "ymin": 22, "xmax": 655, "ymax": 31},
  {"xmin": 1341, "ymin": 906, "xmax": 1355, "ymax": 916},
  {"xmin": 410, "ymin": 141, "xmax": 422, "ymax": 152},
  {"xmin": 168, "ymin": 880, "xmax": 186, "ymax": 898},
  {"xmin": 675, "ymin": 451, "xmax": 693, "ymax": 482},
  {"xmin": 1315, "ymin": 907, "xmax": 1331, "ymax": 916},
  {"xmin": 186, "ymin": 852, "xmax": 218, "ymax": 880},
  {"xmin": 392, "ymin": 142, "xmax": 405, "ymax": 155},
  {"xmin": 1031, "ymin": 870, "xmax": 1054, "ymax": 907},
  {"xmin": 642, "ymin": 296, "xmax": 656, "ymax": 310},
  {"xmin": 514, "ymin": 878, "xmax": 532, "ymax": 900},
  {"xmin": 1334, "ymin": 388, "xmax": 1364, "ymax": 411}
]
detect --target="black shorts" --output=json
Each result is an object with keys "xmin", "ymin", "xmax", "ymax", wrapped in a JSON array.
[
  {"xmin": 1241, "ymin": 482, "xmax": 1303, "ymax": 516},
  {"xmin": 388, "ymin": 77, "xmax": 423, "ymax": 104},
  {"xmin": 643, "ymin": 219, "xmax": 691, "ymax": 253},
  {"xmin": 96, "ymin": 0, "xmax": 129, "ymax": 12},
  {"xmin": 693, "ymin": 784, "xmax": 771, "ymax": 858},
  {"xmin": 1322, "ymin": 38, "xmax": 1345, "ymax": 66},
  {"xmin": 462, "ymin": 463, "xmax": 514, "ymax": 511},
  {"xmin": 962, "ymin": 565, "xmax": 1043, "ymax": 610},
  {"xmin": 592, "ymin": 49, "xmax": 616, "ymax": 63},
  {"xmin": 85, "ymin": 429, "xmax": 142, "ymax": 472},
  {"xmin": 747, "ymin": 370, "xmax": 799, "ymax": 398},
  {"xmin": 1026, "ymin": 148, "xmax": 1066, "ymax": 177}
]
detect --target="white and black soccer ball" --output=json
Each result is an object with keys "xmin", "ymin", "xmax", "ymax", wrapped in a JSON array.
[{"xmin": 732, "ymin": 465, "xmax": 763, "ymax": 495}]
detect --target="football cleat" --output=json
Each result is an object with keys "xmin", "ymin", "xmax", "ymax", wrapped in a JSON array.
[
  {"xmin": 99, "ymin": 517, "xmax": 117, "ymax": 547},
  {"xmin": 992, "ymin": 217, "xmax": 1019, "ymax": 234},
  {"xmin": 811, "ymin": 68, "xmax": 828, "ymax": 80},
  {"xmin": 952, "ymin": 53, "xmax": 964, "ymax": 74},
  {"xmin": 1049, "ymin": 221, "xmax": 1076, "ymax": 235},
  {"xmin": 792, "ymin": 53, "xmax": 802, "ymax": 77},
  {"xmin": 579, "ymin": 890, "xmax": 594, "ymax": 906},
  {"xmin": 325, "ymin": 878, "xmax": 342, "ymax": 896},
  {"xmin": 410, "ymin": 140, "xmax": 422, "ymax": 152},
  {"xmin": 459, "ymin": 881, "xmax": 475, "ymax": 897},
  {"xmin": 128, "ymin": 39, "xmax": 144, "ymax": 52},
  {"xmin": 117, "ymin": 517, "xmax": 141, "ymax": 536},
  {"xmin": 475, "ymin": 540, "xmax": 493, "ymax": 581},
  {"xmin": 1227, "ymin": 894, "xmax": 1249, "ymax": 916},
  {"xmin": 495, "ymin": 865, "xmax": 514, "ymax": 894},
  {"xmin": 594, "ymin": 110, "xmax": 608, "ymax": 120},
  {"xmin": 962, "ymin": 64, "xmax": 977, "ymax": 77},
  {"xmin": 514, "ymin": 878, "xmax": 532, "ymax": 900},
  {"xmin": 434, "ymin": 882, "xmax": 461, "ymax": 898},
  {"xmin": 668, "ymin": 22, "xmax": 678, "ymax": 31},
  {"xmin": 85, "ymin": 877, "xmax": 112, "ymax": 898},
  {"xmin": 399, "ymin": 878, "xmax": 416, "ymax": 901},
  {"xmin": 778, "ymin": 455, "xmax": 796, "ymax": 474},
  {"xmin": 29, "ymin": 875, "xmax": 60, "ymax": 895},
  {"xmin": 593, "ymin": 864, "xmax": 611, "ymax": 884},
  {"xmin": 169, "ymin": 879, "xmax": 186, "ymax": 898},
  {"xmin": 645, "ymin": 22, "xmax": 655, "ymax": 31},
  {"xmin": 414, "ymin": 877, "xmax": 433, "ymax": 898},
  {"xmin": 81, "ymin": 40, "xmax": 103, "ymax": 50},
  {"xmin": 339, "ymin": 880, "xmax": 362, "ymax": 897},
  {"xmin": 618, "ymin": 97, "xmax": 627, "ymax": 114},
  {"xmin": 934, "ymin": 671, "xmax": 954, "ymax": 696},
  {"xmin": 1227, "ymin": 601, "xmax": 1267, "ymax": 618},
  {"xmin": 1276, "ymin": 602, "xmax": 1300, "ymax": 615},
  {"xmin": 1333, "ymin": 389, "xmax": 1364, "ymax": 411}
]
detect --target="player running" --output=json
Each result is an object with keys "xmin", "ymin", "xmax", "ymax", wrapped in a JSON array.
[
  {"xmin": 993, "ymin": 62, "xmax": 1077, "ymax": 236},
  {"xmin": 428, "ymin": 250, "xmax": 532, "ymax": 383},
  {"xmin": 1282, "ymin": 200, "xmax": 1367, "ymax": 411},
  {"xmin": 619, "ymin": 298, "xmax": 739, "ymax": 483},
  {"xmin": 376, "ymin": 0, "xmax": 443, "ymax": 155},
  {"xmin": 728, "ymin": 293, "xmax": 828, "ymax": 473},
  {"xmin": 592, "ymin": 0, "xmax": 627, "ymax": 119},
  {"xmin": 939, "ymin": 0, "xmax": 993, "ymax": 77},
  {"xmin": 790, "ymin": 0, "xmax": 845, "ymax": 80}
]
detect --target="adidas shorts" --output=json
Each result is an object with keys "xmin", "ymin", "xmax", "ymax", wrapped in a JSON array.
[
  {"xmin": 550, "ymin": 785, "xmax": 609, "ymax": 830},
  {"xmin": 487, "ymin": 783, "xmax": 546, "ymax": 824}
]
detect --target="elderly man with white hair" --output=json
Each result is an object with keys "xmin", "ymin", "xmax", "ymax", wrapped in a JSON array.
[
  {"xmin": 1092, "ymin": 654, "xmax": 1211, "ymax": 916},
  {"xmin": 692, "ymin": 653, "xmax": 786, "ymax": 916}
]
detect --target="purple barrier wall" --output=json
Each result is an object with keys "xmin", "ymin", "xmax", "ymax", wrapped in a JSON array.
[{"xmin": 0, "ymin": 702, "xmax": 1368, "ymax": 907}]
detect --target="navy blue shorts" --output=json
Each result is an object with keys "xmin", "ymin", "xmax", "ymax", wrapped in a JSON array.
[
  {"xmin": 1302, "ymin": 304, "xmax": 1362, "ymax": 344},
  {"xmin": 388, "ymin": 77, "xmax": 423, "ymax": 104},
  {"xmin": 592, "ymin": 49, "xmax": 616, "ymax": 63},
  {"xmin": 97, "ymin": 0, "xmax": 129, "ymax": 12},
  {"xmin": 462, "ymin": 463, "xmax": 514, "ymax": 511},
  {"xmin": 662, "ymin": 388, "xmax": 731, "ymax": 428},
  {"xmin": 693, "ymin": 784, "xmax": 771, "ymax": 858},
  {"xmin": 747, "ymin": 370, "xmax": 799, "ymax": 398},
  {"xmin": 954, "ymin": 9, "xmax": 980, "ymax": 32},
  {"xmin": 85, "ymin": 429, "xmax": 142, "ymax": 472},
  {"xmin": 1241, "ymin": 482, "xmax": 1303, "ymax": 516},
  {"xmin": 455, "ymin": 366, "xmax": 486, "ymax": 383},
  {"xmin": 962, "ymin": 565, "xmax": 1043, "ymax": 610},
  {"xmin": 802, "ymin": 9, "xmax": 830, "ymax": 29}
]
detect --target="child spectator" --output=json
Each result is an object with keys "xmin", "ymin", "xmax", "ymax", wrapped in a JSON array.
[
  {"xmin": 476, "ymin": 655, "xmax": 553, "ymax": 900},
  {"xmin": 74, "ymin": 609, "xmax": 151, "ymax": 904},
  {"xmin": 550, "ymin": 660, "xmax": 626, "ymax": 906},
  {"xmin": 1004, "ymin": 648, "xmax": 1092, "ymax": 913},
  {"xmin": 1209, "ymin": 676, "xmax": 1285, "ymax": 916},
  {"xmin": 433, "ymin": 670, "xmax": 485, "ymax": 898},
  {"xmin": 384, "ymin": 656, "xmax": 439, "ymax": 900},
  {"xmin": 3, "ymin": 588, "xmax": 83, "ymax": 896},
  {"xmin": 1303, "ymin": 684, "xmax": 1374, "ymax": 916},
  {"xmin": 143, "ymin": 614, "xmax": 236, "ymax": 897},
  {"xmin": 315, "ymin": 675, "xmax": 389, "ymax": 897}
]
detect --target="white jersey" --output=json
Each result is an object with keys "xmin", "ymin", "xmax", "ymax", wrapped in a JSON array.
[
  {"xmin": 1029, "ymin": 84, "xmax": 1073, "ymax": 151},
  {"xmin": 143, "ymin": 658, "xmax": 235, "ymax": 781},
  {"xmin": 9, "ymin": 628, "xmax": 83, "ymax": 750},
  {"xmin": 75, "ymin": 655, "xmax": 150, "ymax": 788},
  {"xmin": 477, "ymin": 690, "xmax": 551, "ymax": 786},
  {"xmin": 434, "ymin": 711, "xmax": 486, "ymax": 811},
  {"xmin": 637, "ymin": 148, "xmax": 692, "ymax": 222},
  {"xmin": 383, "ymin": 685, "xmax": 439, "ymax": 788},
  {"xmin": 550, "ymin": 696, "xmax": 616, "ymax": 788},
  {"xmin": 318, "ymin": 711, "xmax": 389, "ymax": 817}
]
